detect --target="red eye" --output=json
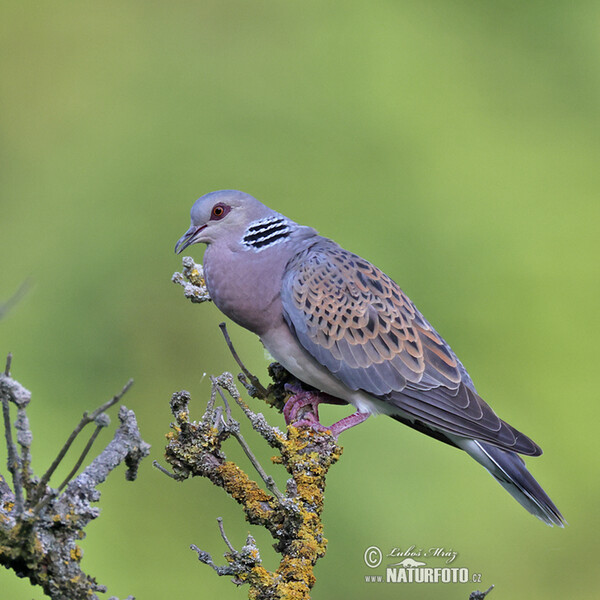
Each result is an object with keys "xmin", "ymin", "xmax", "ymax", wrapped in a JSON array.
[{"xmin": 210, "ymin": 203, "xmax": 230, "ymax": 220}]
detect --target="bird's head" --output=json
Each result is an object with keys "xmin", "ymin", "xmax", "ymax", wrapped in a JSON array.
[{"xmin": 174, "ymin": 190, "xmax": 276, "ymax": 253}]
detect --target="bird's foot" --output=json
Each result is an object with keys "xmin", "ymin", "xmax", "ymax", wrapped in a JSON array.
[
  {"xmin": 283, "ymin": 386, "xmax": 369, "ymax": 438},
  {"xmin": 283, "ymin": 385, "xmax": 348, "ymax": 423},
  {"xmin": 283, "ymin": 386, "xmax": 323, "ymax": 424}
]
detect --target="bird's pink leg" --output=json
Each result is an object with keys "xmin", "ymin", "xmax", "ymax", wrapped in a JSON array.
[
  {"xmin": 283, "ymin": 385, "xmax": 369, "ymax": 438},
  {"xmin": 326, "ymin": 411, "xmax": 370, "ymax": 437}
]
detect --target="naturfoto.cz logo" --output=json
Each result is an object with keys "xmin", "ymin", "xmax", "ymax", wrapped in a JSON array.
[{"xmin": 363, "ymin": 544, "xmax": 484, "ymax": 585}]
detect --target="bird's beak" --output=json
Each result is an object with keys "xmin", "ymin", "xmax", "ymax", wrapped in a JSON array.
[{"xmin": 174, "ymin": 224, "xmax": 207, "ymax": 254}]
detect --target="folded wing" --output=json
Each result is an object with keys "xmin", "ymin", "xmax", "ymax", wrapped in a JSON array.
[{"xmin": 281, "ymin": 238, "xmax": 541, "ymax": 456}]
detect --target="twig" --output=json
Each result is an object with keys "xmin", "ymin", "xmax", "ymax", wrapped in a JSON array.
[
  {"xmin": 230, "ymin": 425, "xmax": 285, "ymax": 504},
  {"xmin": 190, "ymin": 545, "xmax": 237, "ymax": 576},
  {"xmin": 4, "ymin": 353, "xmax": 12, "ymax": 376},
  {"xmin": 191, "ymin": 531, "xmax": 265, "ymax": 585},
  {"xmin": 211, "ymin": 378, "xmax": 284, "ymax": 503},
  {"xmin": 31, "ymin": 378, "xmax": 134, "ymax": 506},
  {"xmin": 152, "ymin": 460, "xmax": 179, "ymax": 479},
  {"xmin": 216, "ymin": 372, "xmax": 285, "ymax": 449},
  {"xmin": 1, "ymin": 378, "xmax": 24, "ymax": 514},
  {"xmin": 57, "ymin": 420, "xmax": 107, "ymax": 492},
  {"xmin": 207, "ymin": 380, "xmax": 217, "ymax": 412},
  {"xmin": 219, "ymin": 322, "xmax": 269, "ymax": 398},
  {"xmin": 217, "ymin": 517, "xmax": 236, "ymax": 554},
  {"xmin": 172, "ymin": 257, "xmax": 212, "ymax": 303},
  {"xmin": 212, "ymin": 376, "xmax": 232, "ymax": 422}
]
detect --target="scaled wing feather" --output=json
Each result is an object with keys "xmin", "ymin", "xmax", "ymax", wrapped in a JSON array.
[{"xmin": 281, "ymin": 238, "xmax": 540, "ymax": 456}]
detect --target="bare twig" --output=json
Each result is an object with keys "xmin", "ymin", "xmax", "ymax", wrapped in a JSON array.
[
  {"xmin": 218, "ymin": 322, "xmax": 269, "ymax": 398},
  {"xmin": 228, "ymin": 423, "xmax": 285, "ymax": 504},
  {"xmin": 209, "ymin": 378, "xmax": 285, "ymax": 503},
  {"xmin": 4, "ymin": 353, "xmax": 12, "ymax": 376},
  {"xmin": 152, "ymin": 459, "xmax": 179, "ymax": 479},
  {"xmin": 190, "ymin": 544, "xmax": 237, "ymax": 577},
  {"xmin": 212, "ymin": 376, "xmax": 233, "ymax": 422},
  {"xmin": 31, "ymin": 378, "xmax": 134, "ymax": 506},
  {"xmin": 13, "ymin": 390, "xmax": 33, "ymax": 501},
  {"xmin": 57, "ymin": 418, "xmax": 108, "ymax": 492},
  {"xmin": 217, "ymin": 517, "xmax": 237, "ymax": 554},
  {"xmin": 191, "ymin": 530, "xmax": 267, "ymax": 587}
]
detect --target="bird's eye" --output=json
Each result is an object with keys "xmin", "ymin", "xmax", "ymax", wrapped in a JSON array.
[{"xmin": 210, "ymin": 203, "xmax": 230, "ymax": 220}]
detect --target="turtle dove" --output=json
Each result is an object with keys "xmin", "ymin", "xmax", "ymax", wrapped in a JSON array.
[{"xmin": 175, "ymin": 190, "xmax": 564, "ymax": 526}]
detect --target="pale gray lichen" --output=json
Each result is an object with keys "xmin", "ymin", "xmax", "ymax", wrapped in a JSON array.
[{"xmin": 172, "ymin": 256, "xmax": 211, "ymax": 303}]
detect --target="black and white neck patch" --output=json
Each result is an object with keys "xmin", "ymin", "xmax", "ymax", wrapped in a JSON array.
[{"xmin": 242, "ymin": 216, "xmax": 292, "ymax": 251}]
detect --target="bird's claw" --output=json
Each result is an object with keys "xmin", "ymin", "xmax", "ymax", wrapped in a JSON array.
[{"xmin": 283, "ymin": 390, "xmax": 321, "ymax": 425}]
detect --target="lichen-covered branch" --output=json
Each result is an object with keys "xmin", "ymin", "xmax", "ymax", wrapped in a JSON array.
[
  {"xmin": 171, "ymin": 256, "xmax": 212, "ymax": 303},
  {"xmin": 0, "ymin": 356, "xmax": 150, "ymax": 600},
  {"xmin": 162, "ymin": 370, "xmax": 342, "ymax": 600}
]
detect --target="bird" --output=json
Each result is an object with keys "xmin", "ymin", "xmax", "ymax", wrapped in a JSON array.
[{"xmin": 175, "ymin": 189, "xmax": 565, "ymax": 526}]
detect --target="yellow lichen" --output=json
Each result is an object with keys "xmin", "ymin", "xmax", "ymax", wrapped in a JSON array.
[
  {"xmin": 33, "ymin": 535, "xmax": 44, "ymax": 555},
  {"xmin": 186, "ymin": 268, "xmax": 206, "ymax": 287},
  {"xmin": 215, "ymin": 462, "xmax": 275, "ymax": 521}
]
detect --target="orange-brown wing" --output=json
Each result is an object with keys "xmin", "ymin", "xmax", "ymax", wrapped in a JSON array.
[{"xmin": 281, "ymin": 238, "xmax": 540, "ymax": 455}]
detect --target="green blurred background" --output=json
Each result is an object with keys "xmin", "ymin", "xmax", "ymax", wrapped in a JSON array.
[{"xmin": 1, "ymin": 1, "xmax": 598, "ymax": 599}]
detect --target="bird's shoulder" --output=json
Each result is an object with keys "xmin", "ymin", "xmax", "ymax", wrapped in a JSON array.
[{"xmin": 284, "ymin": 236, "xmax": 417, "ymax": 328}]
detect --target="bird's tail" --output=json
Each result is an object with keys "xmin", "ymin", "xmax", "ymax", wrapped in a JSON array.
[{"xmin": 457, "ymin": 439, "xmax": 565, "ymax": 527}]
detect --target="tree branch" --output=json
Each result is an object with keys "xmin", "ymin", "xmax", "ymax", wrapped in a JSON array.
[
  {"xmin": 163, "ymin": 372, "xmax": 342, "ymax": 599},
  {"xmin": 0, "ymin": 357, "xmax": 149, "ymax": 600},
  {"xmin": 30, "ymin": 379, "xmax": 134, "ymax": 508}
]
